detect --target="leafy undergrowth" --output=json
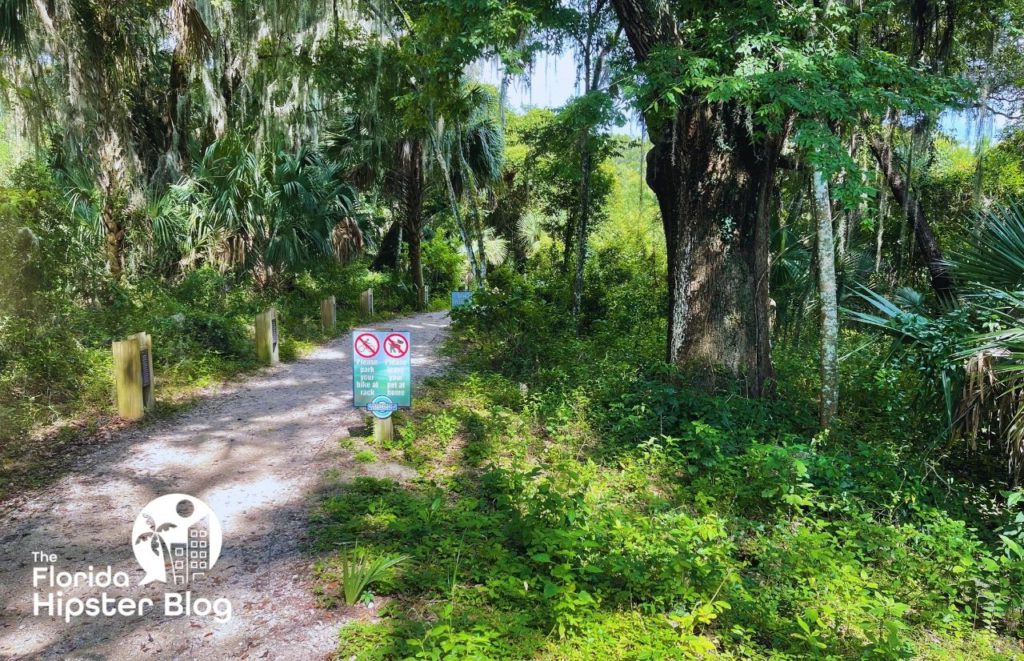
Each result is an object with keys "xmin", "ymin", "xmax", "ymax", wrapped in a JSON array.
[
  {"xmin": 311, "ymin": 271, "xmax": 1024, "ymax": 659},
  {"xmin": 312, "ymin": 370, "xmax": 1024, "ymax": 658}
]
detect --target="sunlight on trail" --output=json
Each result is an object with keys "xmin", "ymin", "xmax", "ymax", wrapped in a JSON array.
[{"xmin": 0, "ymin": 311, "xmax": 449, "ymax": 659}]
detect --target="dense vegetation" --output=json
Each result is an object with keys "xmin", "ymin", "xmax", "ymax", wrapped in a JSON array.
[
  {"xmin": 316, "ymin": 251, "xmax": 1024, "ymax": 657},
  {"xmin": 2, "ymin": 0, "xmax": 1024, "ymax": 657}
]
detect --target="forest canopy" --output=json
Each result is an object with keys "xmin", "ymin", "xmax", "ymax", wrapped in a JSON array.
[{"xmin": 2, "ymin": 0, "xmax": 1024, "ymax": 657}]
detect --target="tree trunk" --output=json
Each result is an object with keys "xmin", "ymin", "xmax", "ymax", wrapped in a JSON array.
[
  {"xmin": 469, "ymin": 187, "xmax": 488, "ymax": 281},
  {"xmin": 101, "ymin": 199, "xmax": 124, "ymax": 281},
  {"xmin": 572, "ymin": 144, "xmax": 592, "ymax": 320},
  {"xmin": 97, "ymin": 129, "xmax": 126, "ymax": 281},
  {"xmin": 875, "ymin": 172, "xmax": 887, "ymax": 273},
  {"xmin": 401, "ymin": 139, "xmax": 426, "ymax": 310},
  {"xmin": 409, "ymin": 228, "xmax": 425, "ymax": 310},
  {"xmin": 813, "ymin": 169, "xmax": 839, "ymax": 426},
  {"xmin": 646, "ymin": 104, "xmax": 781, "ymax": 395},
  {"xmin": 611, "ymin": 0, "xmax": 781, "ymax": 395},
  {"xmin": 867, "ymin": 132, "xmax": 956, "ymax": 301},
  {"xmin": 372, "ymin": 220, "xmax": 403, "ymax": 272},
  {"xmin": 430, "ymin": 127, "xmax": 482, "ymax": 283}
]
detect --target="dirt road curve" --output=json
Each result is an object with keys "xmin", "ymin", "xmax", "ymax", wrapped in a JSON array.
[{"xmin": 0, "ymin": 311, "xmax": 449, "ymax": 660}]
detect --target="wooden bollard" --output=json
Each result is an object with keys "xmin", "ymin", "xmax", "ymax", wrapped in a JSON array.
[
  {"xmin": 359, "ymin": 289, "xmax": 374, "ymax": 318},
  {"xmin": 112, "ymin": 332, "xmax": 154, "ymax": 420},
  {"xmin": 256, "ymin": 308, "xmax": 280, "ymax": 365},
  {"xmin": 321, "ymin": 296, "xmax": 336, "ymax": 332},
  {"xmin": 373, "ymin": 417, "xmax": 393, "ymax": 444}
]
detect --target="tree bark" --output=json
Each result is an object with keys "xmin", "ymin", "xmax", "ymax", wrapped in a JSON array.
[
  {"xmin": 875, "ymin": 171, "xmax": 887, "ymax": 273},
  {"xmin": 612, "ymin": 0, "xmax": 781, "ymax": 395},
  {"xmin": 409, "ymin": 228, "xmax": 425, "ymax": 310},
  {"xmin": 401, "ymin": 139, "xmax": 426, "ymax": 310},
  {"xmin": 813, "ymin": 169, "xmax": 839, "ymax": 426},
  {"xmin": 469, "ymin": 186, "xmax": 488, "ymax": 281},
  {"xmin": 372, "ymin": 220, "xmax": 403, "ymax": 272},
  {"xmin": 430, "ymin": 126, "xmax": 482, "ymax": 284},
  {"xmin": 101, "ymin": 200, "xmax": 125, "ymax": 281},
  {"xmin": 572, "ymin": 145, "xmax": 592, "ymax": 320},
  {"xmin": 646, "ymin": 104, "xmax": 781, "ymax": 395},
  {"xmin": 867, "ymin": 132, "xmax": 956, "ymax": 301}
]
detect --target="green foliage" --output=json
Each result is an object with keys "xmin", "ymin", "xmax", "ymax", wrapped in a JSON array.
[
  {"xmin": 314, "ymin": 245, "xmax": 1024, "ymax": 659},
  {"xmin": 332, "ymin": 546, "xmax": 409, "ymax": 606},
  {"xmin": 421, "ymin": 233, "xmax": 464, "ymax": 295},
  {"xmin": 506, "ymin": 109, "xmax": 618, "ymax": 259},
  {"xmin": 0, "ymin": 161, "xmax": 390, "ymax": 499},
  {"xmin": 0, "ymin": 162, "xmax": 110, "ymax": 449},
  {"xmin": 156, "ymin": 136, "xmax": 356, "ymax": 284},
  {"xmin": 847, "ymin": 200, "xmax": 1024, "ymax": 480},
  {"xmin": 355, "ymin": 449, "xmax": 378, "ymax": 463}
]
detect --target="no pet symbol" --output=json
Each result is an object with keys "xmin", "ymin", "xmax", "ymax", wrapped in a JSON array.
[{"xmin": 383, "ymin": 333, "xmax": 409, "ymax": 358}]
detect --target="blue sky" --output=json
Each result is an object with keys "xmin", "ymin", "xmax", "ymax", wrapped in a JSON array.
[
  {"xmin": 477, "ymin": 50, "xmax": 1008, "ymax": 147},
  {"xmin": 476, "ymin": 51, "xmax": 646, "ymax": 137}
]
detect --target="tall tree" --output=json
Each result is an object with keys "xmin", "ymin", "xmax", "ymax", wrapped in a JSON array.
[
  {"xmin": 812, "ymin": 170, "xmax": 840, "ymax": 425},
  {"xmin": 606, "ymin": 0, "xmax": 974, "ymax": 395},
  {"xmin": 563, "ymin": 0, "xmax": 620, "ymax": 319},
  {"xmin": 608, "ymin": 1, "xmax": 786, "ymax": 395}
]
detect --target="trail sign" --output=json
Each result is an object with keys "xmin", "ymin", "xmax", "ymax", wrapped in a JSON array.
[
  {"xmin": 450, "ymin": 290, "xmax": 473, "ymax": 308},
  {"xmin": 352, "ymin": 330, "xmax": 411, "ymax": 417}
]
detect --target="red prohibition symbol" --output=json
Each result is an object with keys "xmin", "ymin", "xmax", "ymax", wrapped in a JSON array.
[
  {"xmin": 354, "ymin": 333, "xmax": 380, "ymax": 358},
  {"xmin": 383, "ymin": 333, "xmax": 409, "ymax": 359}
]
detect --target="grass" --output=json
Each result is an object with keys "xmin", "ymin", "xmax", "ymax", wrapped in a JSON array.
[
  {"xmin": 308, "ymin": 318, "xmax": 1024, "ymax": 659},
  {"xmin": 354, "ymin": 449, "xmax": 378, "ymax": 463}
]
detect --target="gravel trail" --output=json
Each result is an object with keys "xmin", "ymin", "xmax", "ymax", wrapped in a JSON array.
[{"xmin": 0, "ymin": 311, "xmax": 449, "ymax": 660}]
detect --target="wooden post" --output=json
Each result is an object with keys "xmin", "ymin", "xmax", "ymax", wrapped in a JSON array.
[
  {"xmin": 126, "ymin": 331, "xmax": 155, "ymax": 411},
  {"xmin": 321, "ymin": 296, "xmax": 336, "ymax": 332},
  {"xmin": 256, "ymin": 308, "xmax": 280, "ymax": 365},
  {"xmin": 112, "ymin": 338, "xmax": 144, "ymax": 420},
  {"xmin": 373, "ymin": 417, "xmax": 393, "ymax": 444},
  {"xmin": 359, "ymin": 288, "xmax": 374, "ymax": 318}
]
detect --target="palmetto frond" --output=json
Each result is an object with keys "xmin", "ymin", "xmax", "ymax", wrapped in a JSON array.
[
  {"xmin": 165, "ymin": 134, "xmax": 355, "ymax": 279},
  {"xmin": 955, "ymin": 199, "xmax": 1024, "ymax": 290}
]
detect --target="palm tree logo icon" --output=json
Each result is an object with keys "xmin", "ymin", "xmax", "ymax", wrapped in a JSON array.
[
  {"xmin": 134, "ymin": 515, "xmax": 179, "ymax": 583},
  {"xmin": 131, "ymin": 494, "xmax": 223, "ymax": 586}
]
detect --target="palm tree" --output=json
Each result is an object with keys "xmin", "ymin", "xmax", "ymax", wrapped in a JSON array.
[
  {"xmin": 331, "ymin": 72, "xmax": 503, "ymax": 308},
  {"xmin": 156, "ymin": 136, "xmax": 355, "ymax": 286},
  {"xmin": 445, "ymin": 83, "xmax": 505, "ymax": 283},
  {"xmin": 134, "ymin": 515, "xmax": 178, "ymax": 584},
  {"xmin": 0, "ymin": 0, "xmax": 344, "ymax": 281},
  {"xmin": 848, "ymin": 201, "xmax": 1024, "ymax": 480}
]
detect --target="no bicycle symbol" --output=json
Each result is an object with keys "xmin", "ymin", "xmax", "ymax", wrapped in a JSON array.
[
  {"xmin": 354, "ymin": 333, "xmax": 380, "ymax": 358},
  {"xmin": 383, "ymin": 333, "xmax": 409, "ymax": 359}
]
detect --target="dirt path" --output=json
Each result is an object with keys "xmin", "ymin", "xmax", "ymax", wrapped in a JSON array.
[{"xmin": 0, "ymin": 311, "xmax": 449, "ymax": 660}]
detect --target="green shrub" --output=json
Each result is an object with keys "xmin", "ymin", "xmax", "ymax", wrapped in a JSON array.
[{"xmin": 317, "ymin": 244, "xmax": 1024, "ymax": 659}]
